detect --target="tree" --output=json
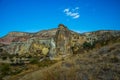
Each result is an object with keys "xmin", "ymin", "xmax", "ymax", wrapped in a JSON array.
[{"xmin": 83, "ymin": 41, "xmax": 95, "ymax": 50}]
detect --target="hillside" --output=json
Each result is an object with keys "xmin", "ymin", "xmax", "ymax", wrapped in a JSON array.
[
  {"xmin": 13, "ymin": 42, "xmax": 120, "ymax": 80},
  {"xmin": 0, "ymin": 24, "xmax": 120, "ymax": 80}
]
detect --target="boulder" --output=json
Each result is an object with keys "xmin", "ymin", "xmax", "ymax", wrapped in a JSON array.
[{"xmin": 42, "ymin": 47, "xmax": 49, "ymax": 55}]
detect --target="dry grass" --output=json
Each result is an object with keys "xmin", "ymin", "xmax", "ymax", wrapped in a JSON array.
[{"xmin": 7, "ymin": 43, "xmax": 120, "ymax": 80}]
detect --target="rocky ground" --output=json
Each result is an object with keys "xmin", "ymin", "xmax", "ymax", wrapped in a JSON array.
[
  {"xmin": 3, "ymin": 42, "xmax": 119, "ymax": 80},
  {"xmin": 0, "ymin": 24, "xmax": 120, "ymax": 80}
]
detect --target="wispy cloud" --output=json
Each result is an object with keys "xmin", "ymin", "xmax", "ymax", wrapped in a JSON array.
[{"xmin": 63, "ymin": 7, "xmax": 80, "ymax": 19}]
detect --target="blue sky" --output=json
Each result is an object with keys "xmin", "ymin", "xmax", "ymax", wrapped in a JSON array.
[{"xmin": 0, "ymin": 0, "xmax": 120, "ymax": 37}]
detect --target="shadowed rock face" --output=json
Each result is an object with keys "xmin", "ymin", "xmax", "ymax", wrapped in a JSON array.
[{"xmin": 55, "ymin": 24, "xmax": 72, "ymax": 56}]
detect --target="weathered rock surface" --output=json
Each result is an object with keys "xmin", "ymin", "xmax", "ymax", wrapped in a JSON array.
[
  {"xmin": 0, "ymin": 24, "xmax": 120, "ymax": 60},
  {"xmin": 55, "ymin": 24, "xmax": 72, "ymax": 56}
]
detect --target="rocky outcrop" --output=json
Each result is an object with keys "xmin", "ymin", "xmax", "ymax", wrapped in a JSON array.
[
  {"xmin": 6, "ymin": 32, "xmax": 31, "ymax": 37},
  {"xmin": 55, "ymin": 24, "xmax": 72, "ymax": 56},
  {"xmin": 0, "ymin": 24, "xmax": 120, "ymax": 60},
  {"xmin": 0, "ymin": 24, "xmax": 76, "ymax": 60},
  {"xmin": 0, "ymin": 29, "xmax": 57, "ymax": 45},
  {"xmin": 83, "ymin": 30, "xmax": 120, "ymax": 45},
  {"xmin": 0, "ymin": 32, "xmax": 32, "ymax": 44}
]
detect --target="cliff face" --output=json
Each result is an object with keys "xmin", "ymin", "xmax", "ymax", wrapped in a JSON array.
[
  {"xmin": 0, "ymin": 24, "xmax": 120, "ymax": 60},
  {"xmin": 55, "ymin": 24, "xmax": 72, "ymax": 56},
  {"xmin": 0, "ymin": 24, "xmax": 77, "ymax": 60},
  {"xmin": 0, "ymin": 24, "xmax": 120, "ymax": 80}
]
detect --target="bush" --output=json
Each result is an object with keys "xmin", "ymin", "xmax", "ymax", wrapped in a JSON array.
[
  {"xmin": 83, "ymin": 41, "xmax": 95, "ymax": 50},
  {"xmin": 0, "ymin": 63, "xmax": 10, "ymax": 76},
  {"xmin": 38, "ymin": 59, "xmax": 57, "ymax": 67},
  {"xmin": 0, "ymin": 52, "xmax": 11, "ymax": 60},
  {"xmin": 1, "ymin": 56, "xmax": 7, "ymax": 60},
  {"xmin": 9, "ymin": 54, "xmax": 16, "ymax": 59},
  {"xmin": 110, "ymin": 56, "xmax": 119, "ymax": 63},
  {"xmin": 30, "ymin": 57, "xmax": 39, "ymax": 64},
  {"xmin": 0, "ymin": 48, "xmax": 3, "ymax": 52},
  {"xmin": 11, "ymin": 68, "xmax": 23, "ymax": 75}
]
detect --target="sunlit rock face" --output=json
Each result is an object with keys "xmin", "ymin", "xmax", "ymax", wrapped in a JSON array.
[
  {"xmin": 55, "ymin": 24, "xmax": 72, "ymax": 56},
  {"xmin": 1, "ymin": 24, "xmax": 120, "ymax": 60},
  {"xmin": 0, "ymin": 24, "xmax": 89, "ymax": 60}
]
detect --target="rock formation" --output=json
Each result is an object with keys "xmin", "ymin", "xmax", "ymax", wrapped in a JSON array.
[
  {"xmin": 55, "ymin": 24, "xmax": 72, "ymax": 56},
  {"xmin": 0, "ymin": 24, "xmax": 120, "ymax": 60}
]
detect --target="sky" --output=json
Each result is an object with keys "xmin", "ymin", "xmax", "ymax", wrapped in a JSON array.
[{"xmin": 0, "ymin": 0, "xmax": 120, "ymax": 37}]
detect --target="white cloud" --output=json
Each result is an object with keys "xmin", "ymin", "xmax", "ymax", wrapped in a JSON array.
[
  {"xmin": 75, "ymin": 7, "xmax": 79, "ymax": 10},
  {"xmin": 73, "ymin": 14, "xmax": 80, "ymax": 19},
  {"xmin": 70, "ymin": 13, "xmax": 78, "ymax": 16},
  {"xmin": 63, "ymin": 8, "xmax": 69, "ymax": 12},
  {"xmin": 63, "ymin": 7, "xmax": 80, "ymax": 19}
]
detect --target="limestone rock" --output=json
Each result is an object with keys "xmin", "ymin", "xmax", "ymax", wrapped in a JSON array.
[
  {"xmin": 42, "ymin": 47, "xmax": 49, "ymax": 55},
  {"xmin": 1, "ymin": 24, "xmax": 120, "ymax": 60},
  {"xmin": 55, "ymin": 24, "xmax": 72, "ymax": 56},
  {"xmin": 49, "ymin": 38, "xmax": 56, "ymax": 59}
]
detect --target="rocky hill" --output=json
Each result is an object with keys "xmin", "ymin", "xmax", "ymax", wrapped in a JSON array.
[
  {"xmin": 0, "ymin": 24, "xmax": 120, "ymax": 80},
  {"xmin": 0, "ymin": 29, "xmax": 57, "ymax": 45},
  {"xmin": 0, "ymin": 24, "xmax": 85, "ymax": 60},
  {"xmin": 0, "ymin": 24, "xmax": 120, "ymax": 59},
  {"xmin": 14, "ymin": 42, "xmax": 120, "ymax": 80}
]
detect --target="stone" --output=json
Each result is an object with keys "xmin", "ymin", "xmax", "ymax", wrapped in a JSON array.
[
  {"xmin": 55, "ymin": 24, "xmax": 72, "ymax": 56},
  {"xmin": 42, "ymin": 47, "xmax": 49, "ymax": 55}
]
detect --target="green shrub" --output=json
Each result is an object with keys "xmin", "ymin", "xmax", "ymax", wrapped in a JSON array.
[
  {"xmin": 0, "ymin": 63, "xmax": 10, "ymax": 75},
  {"xmin": 38, "ymin": 59, "xmax": 57, "ymax": 67},
  {"xmin": 11, "ymin": 68, "xmax": 23, "ymax": 75},
  {"xmin": 9, "ymin": 54, "xmax": 16, "ymax": 59},
  {"xmin": 30, "ymin": 57, "xmax": 39, "ymax": 64},
  {"xmin": 83, "ymin": 41, "xmax": 95, "ymax": 50},
  {"xmin": 0, "ymin": 52, "xmax": 12, "ymax": 60},
  {"xmin": 1, "ymin": 56, "xmax": 7, "ymax": 60}
]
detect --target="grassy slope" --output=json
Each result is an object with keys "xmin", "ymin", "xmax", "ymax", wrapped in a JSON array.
[{"xmin": 11, "ymin": 42, "xmax": 120, "ymax": 80}]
